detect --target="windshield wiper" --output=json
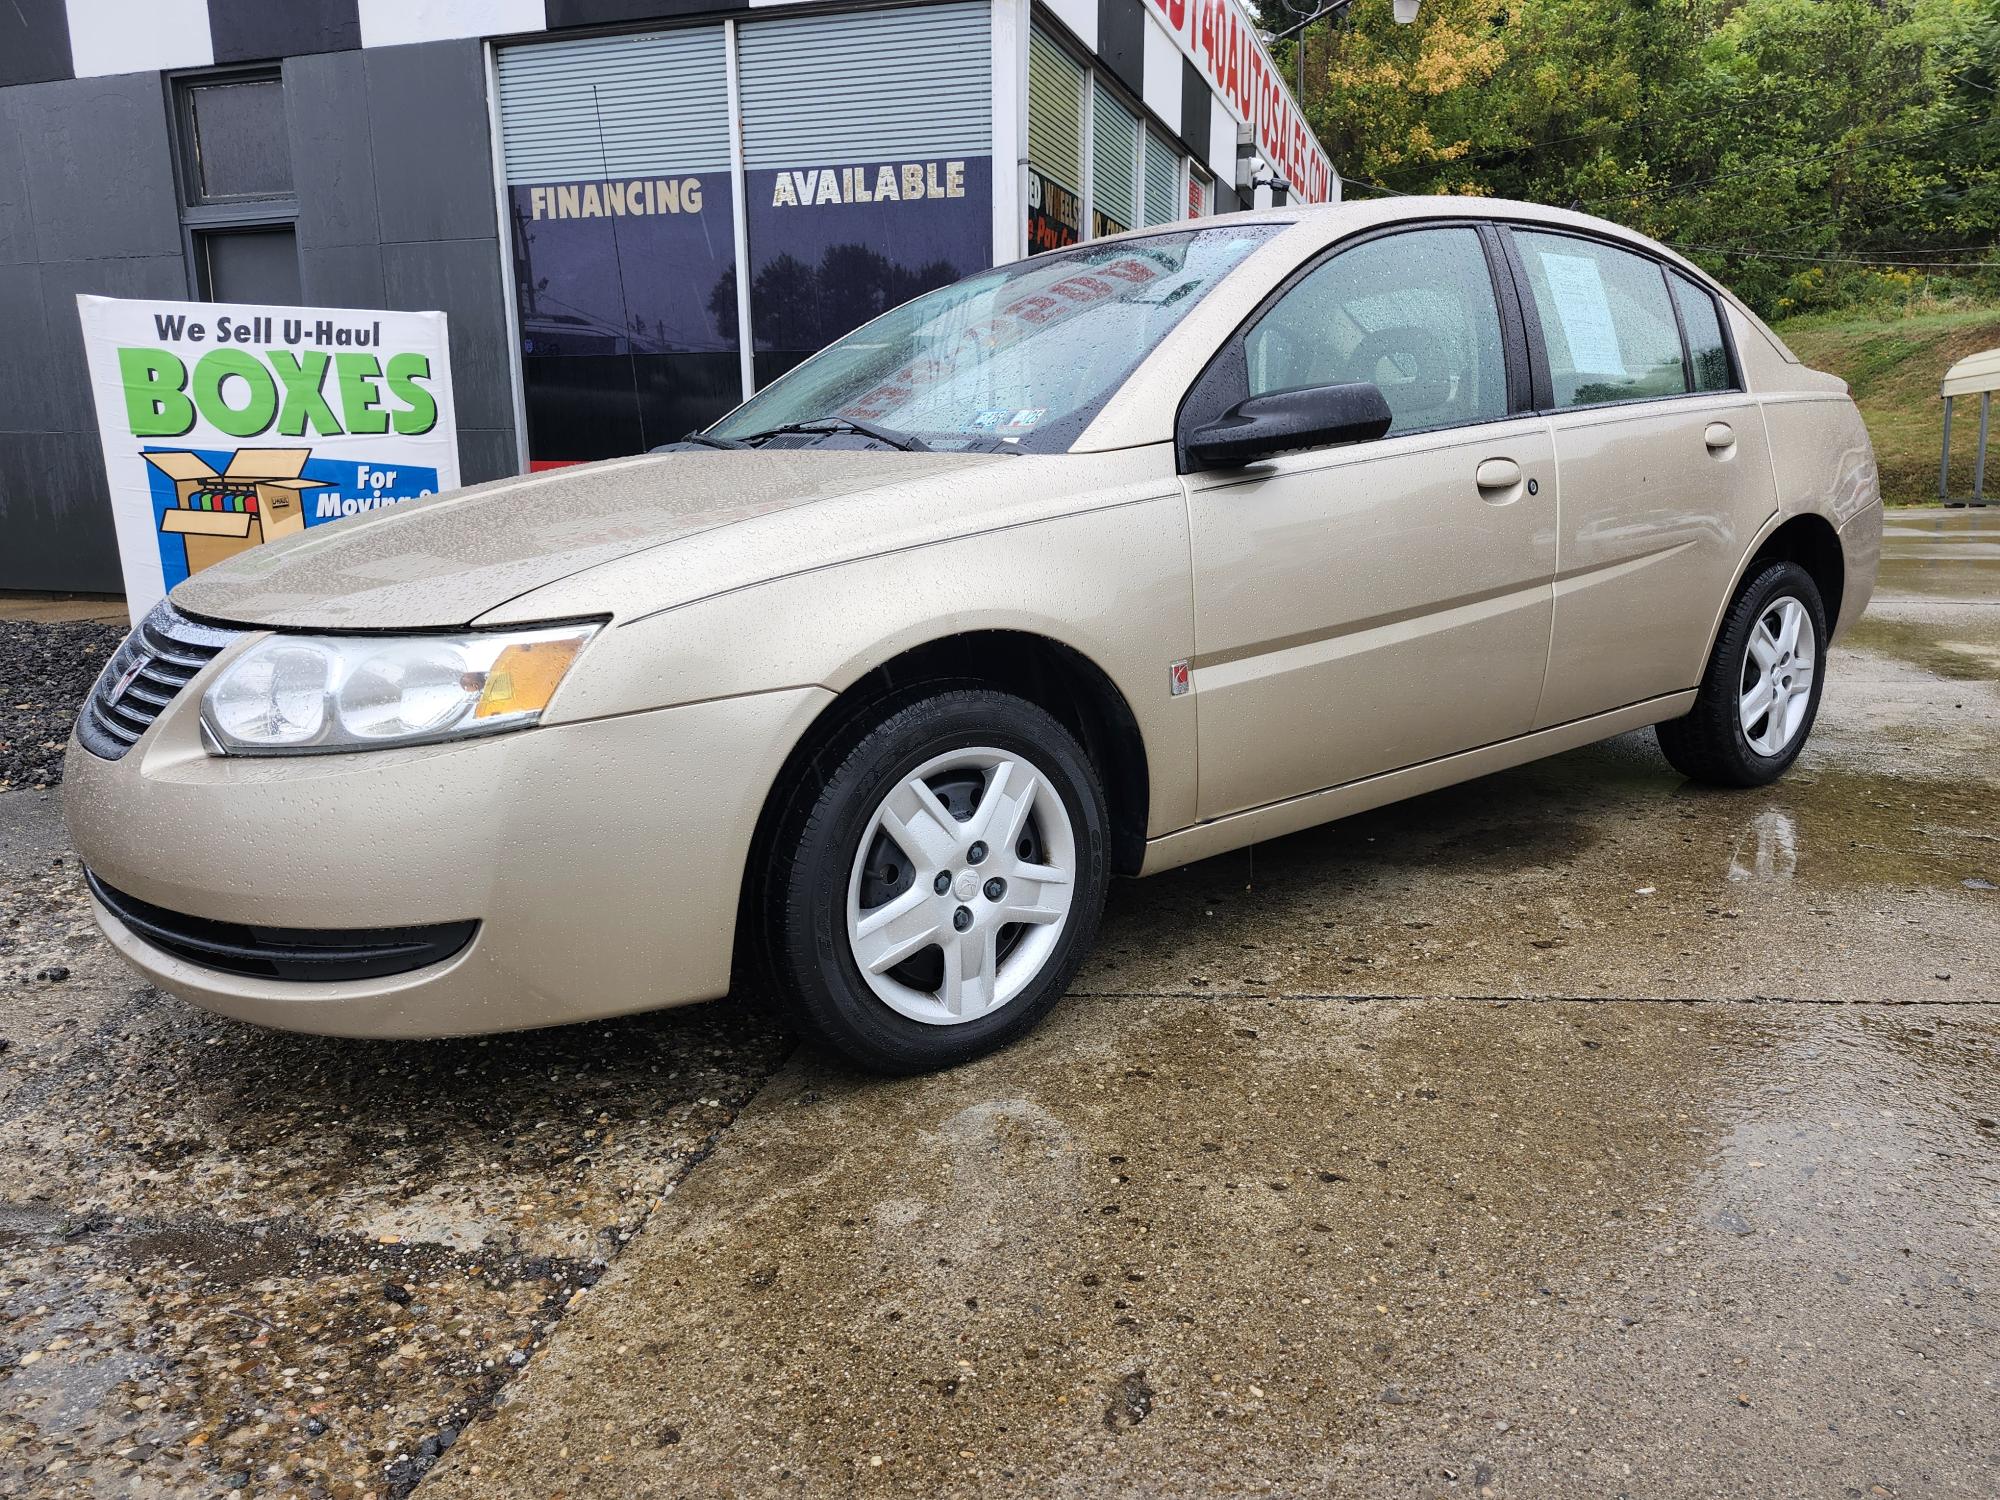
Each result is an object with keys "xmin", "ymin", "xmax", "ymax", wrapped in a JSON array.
[
  {"xmin": 671, "ymin": 430, "xmax": 753, "ymax": 451},
  {"xmin": 737, "ymin": 418, "xmax": 931, "ymax": 453}
]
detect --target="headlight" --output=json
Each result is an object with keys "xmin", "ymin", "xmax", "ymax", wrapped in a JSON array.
[{"xmin": 201, "ymin": 623, "xmax": 600, "ymax": 755}]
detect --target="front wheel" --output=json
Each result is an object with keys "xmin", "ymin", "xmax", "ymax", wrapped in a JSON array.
[
  {"xmin": 1656, "ymin": 559, "xmax": 1829, "ymax": 787},
  {"xmin": 761, "ymin": 688, "xmax": 1109, "ymax": 1074}
]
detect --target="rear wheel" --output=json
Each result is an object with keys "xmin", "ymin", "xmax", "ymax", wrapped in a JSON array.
[
  {"xmin": 762, "ymin": 688, "xmax": 1109, "ymax": 1074},
  {"xmin": 1656, "ymin": 560, "xmax": 1828, "ymax": 787}
]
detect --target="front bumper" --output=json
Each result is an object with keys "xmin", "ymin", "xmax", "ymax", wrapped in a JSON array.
[{"xmin": 63, "ymin": 678, "xmax": 831, "ymax": 1037}]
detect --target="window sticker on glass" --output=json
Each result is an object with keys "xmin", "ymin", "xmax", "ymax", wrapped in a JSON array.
[
  {"xmin": 1003, "ymin": 407, "xmax": 1047, "ymax": 432},
  {"xmin": 1537, "ymin": 251, "xmax": 1627, "ymax": 378}
]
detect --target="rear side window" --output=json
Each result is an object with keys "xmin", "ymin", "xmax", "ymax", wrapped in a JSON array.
[
  {"xmin": 1514, "ymin": 231, "xmax": 1688, "ymax": 408},
  {"xmin": 1670, "ymin": 273, "xmax": 1735, "ymax": 392},
  {"xmin": 1243, "ymin": 226, "xmax": 1508, "ymax": 437}
]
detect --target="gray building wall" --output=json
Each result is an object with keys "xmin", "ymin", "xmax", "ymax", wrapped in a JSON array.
[{"xmin": 0, "ymin": 40, "xmax": 520, "ymax": 594}]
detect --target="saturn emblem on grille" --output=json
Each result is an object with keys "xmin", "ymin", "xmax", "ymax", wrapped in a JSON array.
[{"xmin": 109, "ymin": 658, "xmax": 148, "ymax": 704}]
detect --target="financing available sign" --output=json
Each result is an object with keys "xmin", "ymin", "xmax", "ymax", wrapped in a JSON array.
[{"xmin": 77, "ymin": 295, "xmax": 460, "ymax": 623}]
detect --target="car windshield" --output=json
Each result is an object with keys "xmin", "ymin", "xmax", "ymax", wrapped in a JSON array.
[{"xmin": 704, "ymin": 225, "xmax": 1279, "ymax": 454}]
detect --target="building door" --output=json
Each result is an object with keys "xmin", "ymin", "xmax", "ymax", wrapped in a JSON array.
[{"xmin": 496, "ymin": 27, "xmax": 741, "ymax": 464}]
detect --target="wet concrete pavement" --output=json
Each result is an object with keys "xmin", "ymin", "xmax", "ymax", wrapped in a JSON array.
[{"xmin": 4, "ymin": 508, "xmax": 1998, "ymax": 1496}]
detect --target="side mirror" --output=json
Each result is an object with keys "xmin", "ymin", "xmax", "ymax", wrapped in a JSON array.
[{"xmin": 1184, "ymin": 382, "xmax": 1393, "ymax": 471}]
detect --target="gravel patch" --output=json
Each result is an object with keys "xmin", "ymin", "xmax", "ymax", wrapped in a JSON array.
[
  {"xmin": 0, "ymin": 621, "xmax": 125, "ymax": 793},
  {"xmin": 0, "ymin": 791, "xmax": 796, "ymax": 1498}
]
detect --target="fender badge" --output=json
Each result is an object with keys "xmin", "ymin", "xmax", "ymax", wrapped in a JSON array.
[{"xmin": 1169, "ymin": 660, "xmax": 1190, "ymax": 697}]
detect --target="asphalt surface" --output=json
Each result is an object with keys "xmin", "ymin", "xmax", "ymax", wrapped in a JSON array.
[{"xmin": 1, "ymin": 507, "xmax": 1995, "ymax": 1498}]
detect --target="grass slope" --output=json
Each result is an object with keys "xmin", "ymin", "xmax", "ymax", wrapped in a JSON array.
[{"xmin": 1771, "ymin": 306, "xmax": 2000, "ymax": 505}]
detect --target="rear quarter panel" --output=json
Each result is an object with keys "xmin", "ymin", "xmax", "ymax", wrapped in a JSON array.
[{"xmin": 1758, "ymin": 388, "xmax": 1882, "ymax": 639}]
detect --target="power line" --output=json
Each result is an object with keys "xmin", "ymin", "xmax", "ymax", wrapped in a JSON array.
[
  {"xmin": 1670, "ymin": 242, "xmax": 2000, "ymax": 270},
  {"xmin": 1578, "ymin": 117, "xmax": 1993, "ymax": 207}
]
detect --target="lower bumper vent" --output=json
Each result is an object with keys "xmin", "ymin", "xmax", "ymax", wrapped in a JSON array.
[{"xmin": 85, "ymin": 870, "xmax": 477, "ymax": 982}]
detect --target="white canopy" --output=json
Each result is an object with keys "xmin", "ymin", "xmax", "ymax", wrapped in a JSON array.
[{"xmin": 1941, "ymin": 346, "xmax": 2000, "ymax": 400}]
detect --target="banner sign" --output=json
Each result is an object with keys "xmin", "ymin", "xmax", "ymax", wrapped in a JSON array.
[
  {"xmin": 1143, "ymin": 0, "xmax": 1337, "ymax": 203},
  {"xmin": 77, "ymin": 295, "xmax": 459, "ymax": 623}
]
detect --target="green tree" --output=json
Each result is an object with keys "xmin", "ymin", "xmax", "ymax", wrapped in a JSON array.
[{"xmin": 1282, "ymin": 0, "xmax": 2000, "ymax": 318}]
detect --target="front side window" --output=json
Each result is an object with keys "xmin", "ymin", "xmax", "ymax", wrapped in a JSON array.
[
  {"xmin": 1243, "ymin": 226, "xmax": 1508, "ymax": 437},
  {"xmin": 1515, "ymin": 231, "xmax": 1688, "ymax": 408},
  {"xmin": 1670, "ymin": 272, "xmax": 1735, "ymax": 392},
  {"xmin": 707, "ymin": 226, "xmax": 1278, "ymax": 453}
]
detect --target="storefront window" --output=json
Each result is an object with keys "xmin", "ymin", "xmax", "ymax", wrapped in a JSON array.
[
  {"xmin": 1026, "ymin": 26, "xmax": 1084, "ymax": 254},
  {"xmin": 1090, "ymin": 81, "xmax": 1139, "ymax": 238},
  {"xmin": 498, "ymin": 27, "xmax": 741, "ymax": 462},
  {"xmin": 738, "ymin": 4, "xmax": 993, "ymax": 386}
]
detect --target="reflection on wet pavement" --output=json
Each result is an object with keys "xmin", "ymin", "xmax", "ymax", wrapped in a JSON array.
[{"xmin": 1726, "ymin": 808, "xmax": 1797, "ymax": 883}]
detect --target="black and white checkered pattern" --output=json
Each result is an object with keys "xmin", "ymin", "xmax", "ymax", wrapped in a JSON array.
[{"xmin": 0, "ymin": 0, "xmax": 769, "ymax": 88}]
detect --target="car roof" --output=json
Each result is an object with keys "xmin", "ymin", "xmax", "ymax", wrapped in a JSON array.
[{"xmin": 1092, "ymin": 194, "xmax": 1794, "ymax": 365}]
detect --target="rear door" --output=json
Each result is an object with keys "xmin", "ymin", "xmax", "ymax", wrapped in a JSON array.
[
  {"xmin": 1182, "ymin": 223, "xmax": 1557, "ymax": 819},
  {"xmin": 1502, "ymin": 228, "xmax": 1779, "ymax": 727}
]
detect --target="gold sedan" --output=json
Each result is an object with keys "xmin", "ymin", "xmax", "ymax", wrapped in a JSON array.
[{"xmin": 65, "ymin": 198, "xmax": 1881, "ymax": 1072}]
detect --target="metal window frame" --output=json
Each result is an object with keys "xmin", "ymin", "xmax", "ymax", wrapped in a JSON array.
[
  {"xmin": 1495, "ymin": 222, "xmax": 1747, "ymax": 417},
  {"xmin": 164, "ymin": 65, "xmax": 300, "ymax": 302},
  {"xmin": 1173, "ymin": 219, "xmax": 1541, "ymax": 473}
]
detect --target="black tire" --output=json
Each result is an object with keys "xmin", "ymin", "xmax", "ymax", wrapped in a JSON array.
[
  {"xmin": 1655, "ymin": 560, "xmax": 1829, "ymax": 787},
  {"xmin": 760, "ymin": 687, "xmax": 1110, "ymax": 1075}
]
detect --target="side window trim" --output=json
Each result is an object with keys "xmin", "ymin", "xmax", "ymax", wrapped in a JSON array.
[
  {"xmin": 1474, "ymin": 222, "xmax": 1535, "ymax": 417},
  {"xmin": 1499, "ymin": 222, "xmax": 1749, "ymax": 414},
  {"xmin": 1661, "ymin": 261, "xmax": 1698, "ymax": 395},
  {"xmin": 1666, "ymin": 267, "xmax": 1746, "ymax": 395},
  {"xmin": 1493, "ymin": 225, "xmax": 1554, "ymax": 411},
  {"xmin": 1174, "ymin": 218, "xmax": 1528, "ymax": 473}
]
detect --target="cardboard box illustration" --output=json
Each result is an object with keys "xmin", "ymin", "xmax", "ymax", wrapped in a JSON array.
[{"xmin": 144, "ymin": 448, "xmax": 334, "ymax": 576}]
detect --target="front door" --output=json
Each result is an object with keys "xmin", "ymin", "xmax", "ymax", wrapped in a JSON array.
[{"xmin": 1183, "ymin": 224, "xmax": 1558, "ymax": 820}]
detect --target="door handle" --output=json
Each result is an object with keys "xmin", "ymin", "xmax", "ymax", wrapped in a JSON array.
[
  {"xmin": 1475, "ymin": 457, "xmax": 1522, "ymax": 493},
  {"xmin": 1705, "ymin": 421, "xmax": 1736, "ymax": 452}
]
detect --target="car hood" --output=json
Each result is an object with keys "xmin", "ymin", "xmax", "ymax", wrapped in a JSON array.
[{"xmin": 168, "ymin": 449, "xmax": 1000, "ymax": 631}]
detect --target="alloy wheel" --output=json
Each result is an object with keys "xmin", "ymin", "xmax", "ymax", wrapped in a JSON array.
[{"xmin": 1739, "ymin": 595, "xmax": 1816, "ymax": 757}]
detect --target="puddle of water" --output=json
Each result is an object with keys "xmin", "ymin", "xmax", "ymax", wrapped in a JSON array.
[{"xmin": 1845, "ymin": 612, "xmax": 2000, "ymax": 683}]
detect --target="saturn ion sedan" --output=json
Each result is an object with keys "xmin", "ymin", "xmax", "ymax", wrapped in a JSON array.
[{"xmin": 66, "ymin": 197, "xmax": 1881, "ymax": 1074}]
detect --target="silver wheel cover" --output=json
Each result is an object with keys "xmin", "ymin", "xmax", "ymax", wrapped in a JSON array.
[
  {"xmin": 845, "ymin": 747, "xmax": 1076, "ymax": 1027},
  {"xmin": 1739, "ymin": 595, "xmax": 1816, "ymax": 756}
]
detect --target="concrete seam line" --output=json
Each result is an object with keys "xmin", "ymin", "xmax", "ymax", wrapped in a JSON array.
[{"xmin": 1067, "ymin": 989, "xmax": 1998, "ymax": 1007}]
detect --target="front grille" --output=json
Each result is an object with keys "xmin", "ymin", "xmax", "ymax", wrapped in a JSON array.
[
  {"xmin": 85, "ymin": 870, "xmax": 479, "ymax": 982},
  {"xmin": 77, "ymin": 600, "xmax": 241, "ymax": 760}
]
